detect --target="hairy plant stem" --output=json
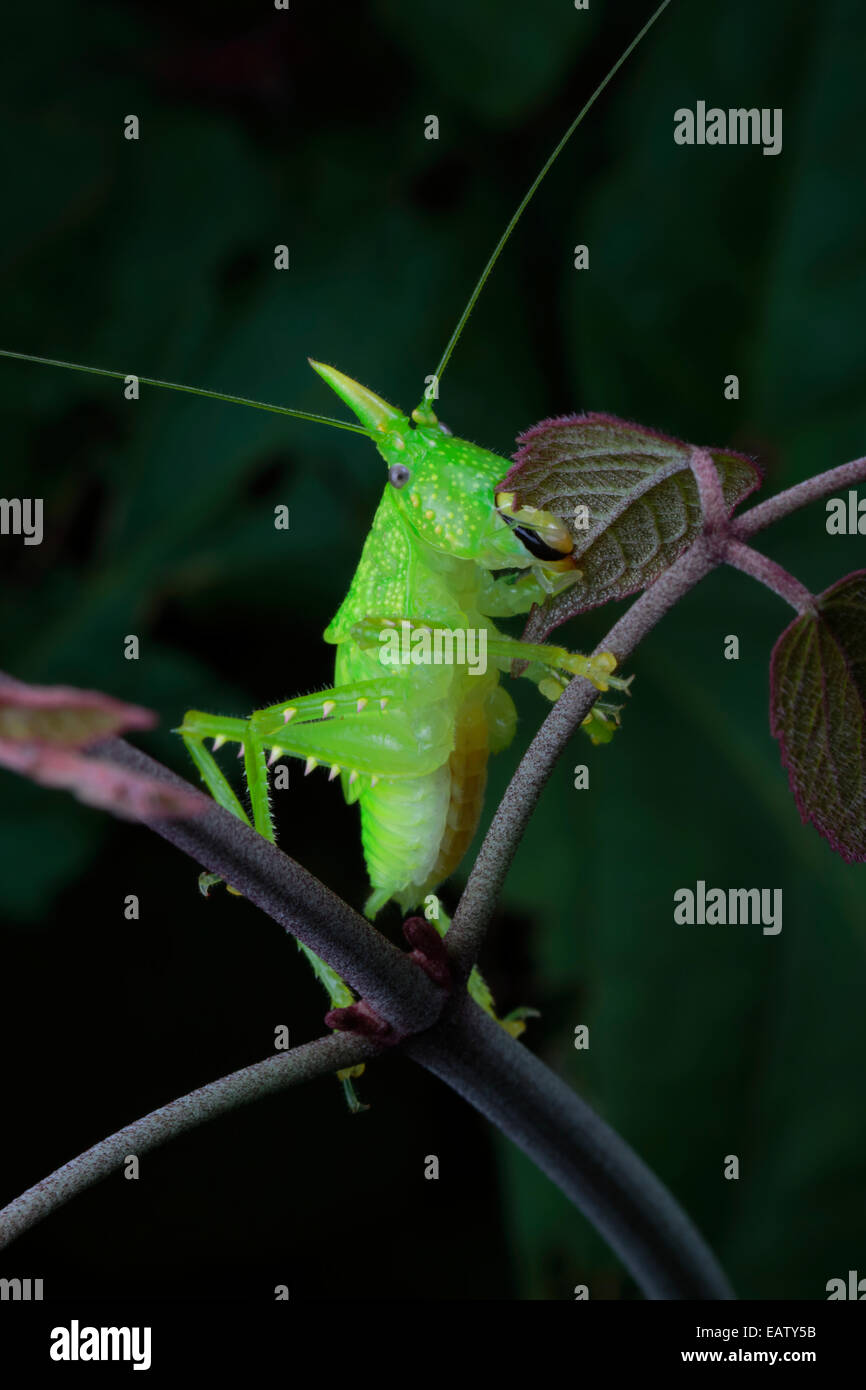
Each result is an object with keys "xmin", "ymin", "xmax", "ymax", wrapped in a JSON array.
[
  {"xmin": 90, "ymin": 737, "xmax": 445, "ymax": 1038},
  {"xmin": 689, "ymin": 446, "xmax": 729, "ymax": 530},
  {"xmin": 724, "ymin": 538, "xmax": 816, "ymax": 613},
  {"xmin": 734, "ymin": 453, "xmax": 866, "ymax": 537},
  {"xmin": 406, "ymin": 993, "xmax": 734, "ymax": 1299},
  {"xmin": 0, "ymin": 1033, "xmax": 380, "ymax": 1251}
]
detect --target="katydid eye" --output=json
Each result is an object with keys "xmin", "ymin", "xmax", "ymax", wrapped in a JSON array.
[{"xmin": 389, "ymin": 464, "xmax": 411, "ymax": 488}]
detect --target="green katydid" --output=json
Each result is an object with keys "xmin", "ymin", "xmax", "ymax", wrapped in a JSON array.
[{"xmin": 0, "ymin": 4, "xmax": 669, "ymax": 1103}]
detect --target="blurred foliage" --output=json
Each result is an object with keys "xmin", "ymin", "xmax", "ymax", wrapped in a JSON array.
[{"xmin": 0, "ymin": 0, "xmax": 864, "ymax": 1301}]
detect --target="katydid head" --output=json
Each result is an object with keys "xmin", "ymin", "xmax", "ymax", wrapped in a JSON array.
[{"xmin": 309, "ymin": 359, "xmax": 577, "ymax": 578}]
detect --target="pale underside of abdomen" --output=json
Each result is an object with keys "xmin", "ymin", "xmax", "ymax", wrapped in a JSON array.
[{"xmin": 359, "ymin": 693, "xmax": 490, "ymax": 916}]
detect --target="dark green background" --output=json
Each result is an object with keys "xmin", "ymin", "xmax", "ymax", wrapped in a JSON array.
[{"xmin": 1, "ymin": 0, "xmax": 864, "ymax": 1300}]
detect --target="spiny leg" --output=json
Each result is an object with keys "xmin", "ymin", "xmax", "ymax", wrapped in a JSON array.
[
  {"xmin": 177, "ymin": 706, "xmax": 367, "ymax": 1108},
  {"xmin": 182, "ymin": 680, "xmax": 452, "ymax": 819},
  {"xmin": 251, "ymin": 675, "xmax": 415, "ymax": 740},
  {"xmin": 247, "ymin": 673, "xmax": 453, "ymax": 784},
  {"xmin": 180, "ymin": 713, "xmax": 252, "ymax": 826},
  {"xmin": 241, "ymin": 730, "xmax": 353, "ymax": 1016},
  {"xmin": 179, "ymin": 676, "xmax": 434, "ymax": 806},
  {"xmin": 178, "ymin": 682, "xmax": 456, "ymax": 1081}
]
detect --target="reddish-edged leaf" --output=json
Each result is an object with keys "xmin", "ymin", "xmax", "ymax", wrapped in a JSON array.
[
  {"xmin": 500, "ymin": 413, "xmax": 760, "ymax": 635},
  {"xmin": 0, "ymin": 740, "xmax": 201, "ymax": 819},
  {"xmin": 0, "ymin": 676, "xmax": 199, "ymax": 819},
  {"xmin": 770, "ymin": 570, "xmax": 866, "ymax": 863},
  {"xmin": 0, "ymin": 676, "xmax": 155, "ymax": 745}
]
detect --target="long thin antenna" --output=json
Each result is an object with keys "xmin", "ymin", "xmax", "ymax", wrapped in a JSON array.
[
  {"xmin": 0, "ymin": 350, "xmax": 371, "ymax": 437},
  {"xmin": 425, "ymin": 0, "xmax": 672, "ymax": 403}
]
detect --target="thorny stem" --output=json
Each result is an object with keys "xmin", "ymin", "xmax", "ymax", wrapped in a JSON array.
[{"xmin": 0, "ymin": 1033, "xmax": 380, "ymax": 1251}]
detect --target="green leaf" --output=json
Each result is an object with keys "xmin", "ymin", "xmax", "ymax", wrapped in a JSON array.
[
  {"xmin": 770, "ymin": 570, "xmax": 866, "ymax": 863},
  {"xmin": 499, "ymin": 412, "xmax": 759, "ymax": 633}
]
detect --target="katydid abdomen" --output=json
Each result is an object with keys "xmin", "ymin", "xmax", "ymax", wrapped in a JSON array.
[{"xmin": 337, "ymin": 630, "xmax": 505, "ymax": 918}]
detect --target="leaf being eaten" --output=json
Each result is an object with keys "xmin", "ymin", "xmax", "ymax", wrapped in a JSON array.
[{"xmin": 500, "ymin": 412, "xmax": 760, "ymax": 636}]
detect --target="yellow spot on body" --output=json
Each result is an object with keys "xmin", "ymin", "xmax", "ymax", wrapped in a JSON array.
[{"xmin": 424, "ymin": 510, "xmax": 435, "ymax": 520}]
